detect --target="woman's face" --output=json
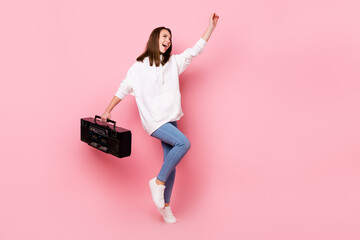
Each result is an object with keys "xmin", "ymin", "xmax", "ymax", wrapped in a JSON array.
[{"xmin": 158, "ymin": 29, "xmax": 172, "ymax": 54}]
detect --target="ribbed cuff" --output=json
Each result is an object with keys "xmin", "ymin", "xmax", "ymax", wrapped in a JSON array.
[
  {"xmin": 197, "ymin": 37, "xmax": 208, "ymax": 48},
  {"xmin": 115, "ymin": 92, "xmax": 125, "ymax": 100}
]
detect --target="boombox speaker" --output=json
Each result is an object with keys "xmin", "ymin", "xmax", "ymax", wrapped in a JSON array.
[{"xmin": 81, "ymin": 115, "xmax": 131, "ymax": 158}]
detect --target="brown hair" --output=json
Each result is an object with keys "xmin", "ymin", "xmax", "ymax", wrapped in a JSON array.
[{"xmin": 136, "ymin": 27, "xmax": 172, "ymax": 67}]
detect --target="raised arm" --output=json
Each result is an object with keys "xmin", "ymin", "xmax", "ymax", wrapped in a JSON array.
[
  {"xmin": 173, "ymin": 13, "xmax": 219, "ymax": 75},
  {"xmin": 201, "ymin": 13, "xmax": 219, "ymax": 42}
]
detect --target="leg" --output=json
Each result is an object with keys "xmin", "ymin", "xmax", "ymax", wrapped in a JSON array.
[
  {"xmin": 151, "ymin": 121, "xmax": 191, "ymax": 183},
  {"xmin": 160, "ymin": 122, "xmax": 177, "ymax": 205}
]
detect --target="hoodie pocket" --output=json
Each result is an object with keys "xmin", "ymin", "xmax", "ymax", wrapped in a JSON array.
[{"xmin": 151, "ymin": 90, "xmax": 181, "ymax": 122}]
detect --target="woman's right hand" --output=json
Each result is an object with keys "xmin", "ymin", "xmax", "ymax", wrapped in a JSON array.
[
  {"xmin": 101, "ymin": 112, "xmax": 111, "ymax": 123},
  {"xmin": 209, "ymin": 12, "xmax": 219, "ymax": 29}
]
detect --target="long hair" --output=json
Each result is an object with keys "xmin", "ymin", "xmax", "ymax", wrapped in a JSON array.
[{"xmin": 136, "ymin": 27, "xmax": 172, "ymax": 67}]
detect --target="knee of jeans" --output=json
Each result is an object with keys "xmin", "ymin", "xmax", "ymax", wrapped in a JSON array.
[
  {"xmin": 175, "ymin": 137, "xmax": 191, "ymax": 151},
  {"xmin": 182, "ymin": 138, "xmax": 191, "ymax": 152}
]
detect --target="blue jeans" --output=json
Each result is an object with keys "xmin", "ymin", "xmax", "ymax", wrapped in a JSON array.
[{"xmin": 150, "ymin": 121, "xmax": 191, "ymax": 203}]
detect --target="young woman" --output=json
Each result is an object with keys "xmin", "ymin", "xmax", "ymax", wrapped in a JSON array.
[{"xmin": 101, "ymin": 13, "xmax": 219, "ymax": 223}]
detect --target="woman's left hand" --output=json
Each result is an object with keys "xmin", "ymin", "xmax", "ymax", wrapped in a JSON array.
[{"xmin": 209, "ymin": 13, "xmax": 219, "ymax": 29}]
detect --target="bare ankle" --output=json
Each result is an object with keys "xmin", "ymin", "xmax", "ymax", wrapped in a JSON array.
[{"xmin": 156, "ymin": 178, "xmax": 165, "ymax": 185}]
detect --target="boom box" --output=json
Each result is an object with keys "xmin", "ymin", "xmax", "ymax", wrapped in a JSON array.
[{"xmin": 81, "ymin": 115, "xmax": 131, "ymax": 158}]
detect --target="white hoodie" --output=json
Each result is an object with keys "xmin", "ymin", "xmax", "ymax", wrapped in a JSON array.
[{"xmin": 115, "ymin": 37, "xmax": 207, "ymax": 135}]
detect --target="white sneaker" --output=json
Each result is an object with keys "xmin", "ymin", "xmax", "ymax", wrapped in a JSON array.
[
  {"xmin": 149, "ymin": 177, "xmax": 166, "ymax": 209},
  {"xmin": 158, "ymin": 206, "xmax": 177, "ymax": 224}
]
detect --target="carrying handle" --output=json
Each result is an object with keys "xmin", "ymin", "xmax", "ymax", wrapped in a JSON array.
[{"xmin": 94, "ymin": 115, "xmax": 116, "ymax": 131}]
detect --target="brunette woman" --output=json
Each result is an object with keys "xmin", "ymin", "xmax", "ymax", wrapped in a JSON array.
[{"xmin": 101, "ymin": 13, "xmax": 219, "ymax": 223}]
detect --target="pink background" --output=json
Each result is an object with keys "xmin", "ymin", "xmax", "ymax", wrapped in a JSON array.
[{"xmin": 1, "ymin": 0, "xmax": 359, "ymax": 239}]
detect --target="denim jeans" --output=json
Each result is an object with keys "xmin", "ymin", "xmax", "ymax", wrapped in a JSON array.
[{"xmin": 150, "ymin": 121, "xmax": 191, "ymax": 203}]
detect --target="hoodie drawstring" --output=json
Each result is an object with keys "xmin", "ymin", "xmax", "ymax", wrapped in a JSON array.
[{"xmin": 154, "ymin": 55, "xmax": 165, "ymax": 84}]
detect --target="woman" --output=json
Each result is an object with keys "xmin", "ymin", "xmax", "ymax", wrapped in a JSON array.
[{"xmin": 101, "ymin": 13, "xmax": 219, "ymax": 223}]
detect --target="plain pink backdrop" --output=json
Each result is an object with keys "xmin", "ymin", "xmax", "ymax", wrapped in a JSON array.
[{"xmin": 1, "ymin": 0, "xmax": 359, "ymax": 239}]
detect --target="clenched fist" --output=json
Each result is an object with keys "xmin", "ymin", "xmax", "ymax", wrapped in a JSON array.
[{"xmin": 101, "ymin": 112, "xmax": 111, "ymax": 123}]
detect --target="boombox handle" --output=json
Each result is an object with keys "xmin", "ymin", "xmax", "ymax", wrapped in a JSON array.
[{"xmin": 94, "ymin": 115, "xmax": 116, "ymax": 131}]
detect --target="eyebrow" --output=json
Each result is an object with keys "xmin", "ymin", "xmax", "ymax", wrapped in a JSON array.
[{"xmin": 164, "ymin": 34, "xmax": 171, "ymax": 39}]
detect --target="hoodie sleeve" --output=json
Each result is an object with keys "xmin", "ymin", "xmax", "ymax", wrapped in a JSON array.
[
  {"xmin": 173, "ymin": 37, "xmax": 207, "ymax": 75},
  {"xmin": 115, "ymin": 64, "xmax": 134, "ymax": 100}
]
